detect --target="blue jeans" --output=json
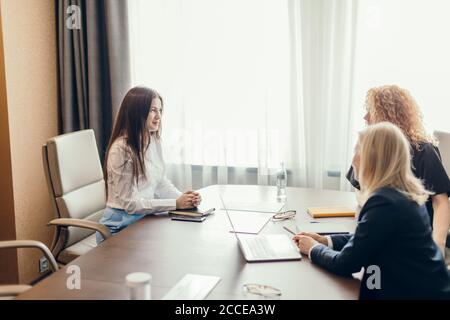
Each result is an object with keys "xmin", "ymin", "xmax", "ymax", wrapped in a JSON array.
[{"xmin": 96, "ymin": 207, "xmax": 146, "ymax": 244}]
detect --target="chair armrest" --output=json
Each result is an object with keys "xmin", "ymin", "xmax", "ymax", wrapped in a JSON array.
[
  {"xmin": 48, "ymin": 218, "xmax": 112, "ymax": 240},
  {"xmin": 0, "ymin": 285, "xmax": 32, "ymax": 298},
  {"xmin": 0, "ymin": 240, "xmax": 58, "ymax": 272}
]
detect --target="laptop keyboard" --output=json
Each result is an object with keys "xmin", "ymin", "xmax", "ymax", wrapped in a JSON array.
[{"xmin": 246, "ymin": 237, "xmax": 278, "ymax": 259}]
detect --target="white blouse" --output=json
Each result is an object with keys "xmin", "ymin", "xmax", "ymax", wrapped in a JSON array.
[{"xmin": 106, "ymin": 137, "xmax": 182, "ymax": 214}]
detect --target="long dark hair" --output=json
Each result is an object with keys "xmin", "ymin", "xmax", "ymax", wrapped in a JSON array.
[{"xmin": 104, "ymin": 86, "xmax": 163, "ymax": 193}]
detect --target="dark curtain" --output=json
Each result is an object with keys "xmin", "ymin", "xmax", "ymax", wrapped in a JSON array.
[{"xmin": 56, "ymin": 0, "xmax": 131, "ymax": 159}]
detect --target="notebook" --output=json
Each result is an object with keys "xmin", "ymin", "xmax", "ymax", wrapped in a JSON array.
[
  {"xmin": 169, "ymin": 207, "xmax": 215, "ymax": 217},
  {"xmin": 307, "ymin": 206, "xmax": 356, "ymax": 218},
  {"xmin": 171, "ymin": 215, "xmax": 206, "ymax": 222}
]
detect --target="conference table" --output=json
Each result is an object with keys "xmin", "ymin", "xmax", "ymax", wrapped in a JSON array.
[{"xmin": 17, "ymin": 185, "xmax": 361, "ymax": 300}]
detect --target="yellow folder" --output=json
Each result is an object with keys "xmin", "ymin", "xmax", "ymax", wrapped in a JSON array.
[{"xmin": 307, "ymin": 206, "xmax": 356, "ymax": 218}]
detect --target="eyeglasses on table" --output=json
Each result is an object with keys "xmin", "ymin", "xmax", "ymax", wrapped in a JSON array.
[{"xmin": 271, "ymin": 210, "xmax": 296, "ymax": 221}]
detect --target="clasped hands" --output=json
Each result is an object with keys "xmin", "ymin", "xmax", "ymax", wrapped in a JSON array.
[{"xmin": 176, "ymin": 190, "xmax": 202, "ymax": 209}]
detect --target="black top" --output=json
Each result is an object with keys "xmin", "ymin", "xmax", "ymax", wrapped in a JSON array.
[
  {"xmin": 347, "ymin": 142, "xmax": 450, "ymax": 224},
  {"xmin": 310, "ymin": 187, "xmax": 450, "ymax": 300}
]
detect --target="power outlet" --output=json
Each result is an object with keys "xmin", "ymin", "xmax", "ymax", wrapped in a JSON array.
[{"xmin": 39, "ymin": 256, "xmax": 49, "ymax": 274}]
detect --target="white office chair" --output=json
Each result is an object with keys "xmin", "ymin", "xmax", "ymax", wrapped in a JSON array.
[
  {"xmin": 42, "ymin": 129, "xmax": 111, "ymax": 265},
  {"xmin": 0, "ymin": 240, "xmax": 58, "ymax": 299},
  {"xmin": 434, "ymin": 130, "xmax": 450, "ymax": 266},
  {"xmin": 434, "ymin": 131, "xmax": 450, "ymax": 174}
]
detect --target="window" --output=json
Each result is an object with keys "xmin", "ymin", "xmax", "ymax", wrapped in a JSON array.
[
  {"xmin": 129, "ymin": 0, "xmax": 291, "ymax": 169},
  {"xmin": 353, "ymin": 0, "xmax": 450, "ymax": 133},
  {"xmin": 128, "ymin": 0, "xmax": 449, "ymax": 190}
]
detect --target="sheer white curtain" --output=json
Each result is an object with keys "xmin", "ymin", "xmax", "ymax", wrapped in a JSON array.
[
  {"xmin": 128, "ymin": 0, "xmax": 359, "ymax": 191},
  {"xmin": 294, "ymin": 0, "xmax": 359, "ymax": 191}
]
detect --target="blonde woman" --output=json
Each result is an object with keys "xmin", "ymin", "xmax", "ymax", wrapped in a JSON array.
[
  {"xmin": 295, "ymin": 123, "xmax": 450, "ymax": 299},
  {"xmin": 347, "ymin": 85, "xmax": 450, "ymax": 256}
]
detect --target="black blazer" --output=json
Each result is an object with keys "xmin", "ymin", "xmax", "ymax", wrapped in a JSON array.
[{"xmin": 310, "ymin": 187, "xmax": 450, "ymax": 300}]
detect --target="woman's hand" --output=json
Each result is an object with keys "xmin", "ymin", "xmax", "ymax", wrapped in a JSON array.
[
  {"xmin": 176, "ymin": 193, "xmax": 195, "ymax": 209},
  {"xmin": 296, "ymin": 232, "xmax": 328, "ymax": 246},
  {"xmin": 292, "ymin": 234, "xmax": 319, "ymax": 256},
  {"xmin": 176, "ymin": 191, "xmax": 202, "ymax": 209},
  {"xmin": 184, "ymin": 190, "xmax": 202, "ymax": 207}
]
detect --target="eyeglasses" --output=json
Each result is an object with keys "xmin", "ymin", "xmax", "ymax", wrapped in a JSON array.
[
  {"xmin": 243, "ymin": 283, "xmax": 282, "ymax": 298},
  {"xmin": 272, "ymin": 210, "xmax": 296, "ymax": 221}
]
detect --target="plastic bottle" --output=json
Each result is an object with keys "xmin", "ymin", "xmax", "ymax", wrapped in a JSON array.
[{"xmin": 276, "ymin": 162, "xmax": 287, "ymax": 202}]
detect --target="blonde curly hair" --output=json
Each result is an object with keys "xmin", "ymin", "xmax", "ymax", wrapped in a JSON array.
[{"xmin": 365, "ymin": 85, "xmax": 436, "ymax": 149}]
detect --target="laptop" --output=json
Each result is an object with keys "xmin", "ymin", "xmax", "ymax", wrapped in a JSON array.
[{"xmin": 220, "ymin": 196, "xmax": 301, "ymax": 262}]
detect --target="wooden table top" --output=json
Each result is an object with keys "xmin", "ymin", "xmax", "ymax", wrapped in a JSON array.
[{"xmin": 17, "ymin": 185, "xmax": 360, "ymax": 300}]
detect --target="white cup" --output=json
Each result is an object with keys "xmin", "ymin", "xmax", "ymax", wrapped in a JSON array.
[{"xmin": 126, "ymin": 272, "xmax": 152, "ymax": 300}]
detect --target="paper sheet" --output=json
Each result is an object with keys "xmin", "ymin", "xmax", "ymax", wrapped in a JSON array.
[
  {"xmin": 162, "ymin": 274, "xmax": 221, "ymax": 300},
  {"xmin": 227, "ymin": 210, "xmax": 273, "ymax": 234},
  {"xmin": 221, "ymin": 201, "xmax": 285, "ymax": 213}
]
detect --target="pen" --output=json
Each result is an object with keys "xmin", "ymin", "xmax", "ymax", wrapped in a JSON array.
[{"xmin": 283, "ymin": 226, "xmax": 296, "ymax": 235}]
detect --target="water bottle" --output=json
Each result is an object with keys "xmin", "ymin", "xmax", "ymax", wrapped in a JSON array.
[
  {"xmin": 126, "ymin": 272, "xmax": 152, "ymax": 300},
  {"xmin": 276, "ymin": 162, "xmax": 287, "ymax": 202}
]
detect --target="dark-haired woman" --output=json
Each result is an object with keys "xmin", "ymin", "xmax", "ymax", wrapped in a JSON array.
[{"xmin": 96, "ymin": 86, "xmax": 201, "ymax": 243}]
